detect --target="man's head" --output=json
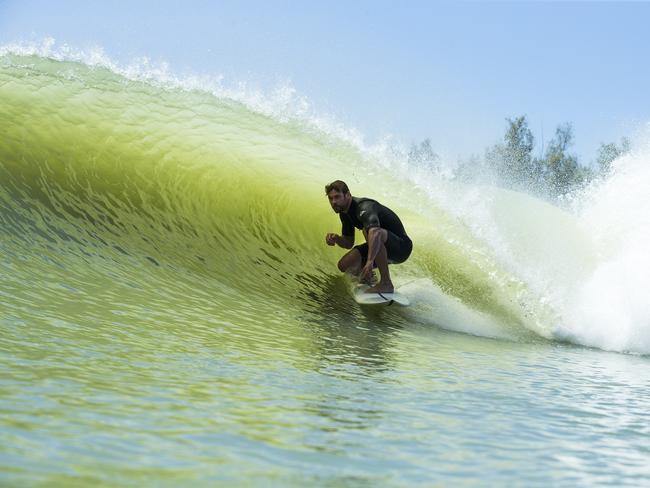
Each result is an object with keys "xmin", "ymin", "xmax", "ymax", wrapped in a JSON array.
[{"xmin": 325, "ymin": 180, "xmax": 352, "ymax": 213}]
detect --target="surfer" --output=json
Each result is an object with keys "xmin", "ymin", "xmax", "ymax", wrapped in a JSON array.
[{"xmin": 325, "ymin": 180, "xmax": 412, "ymax": 294}]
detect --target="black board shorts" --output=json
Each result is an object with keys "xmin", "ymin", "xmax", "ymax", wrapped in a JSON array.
[{"xmin": 354, "ymin": 231, "xmax": 413, "ymax": 266}]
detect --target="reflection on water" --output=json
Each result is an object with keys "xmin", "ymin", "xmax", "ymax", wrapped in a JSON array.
[
  {"xmin": 295, "ymin": 273, "xmax": 406, "ymax": 375},
  {"xmin": 2, "ymin": 255, "xmax": 650, "ymax": 486}
]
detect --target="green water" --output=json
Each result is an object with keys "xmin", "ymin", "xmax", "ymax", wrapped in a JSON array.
[{"xmin": 1, "ymin": 54, "xmax": 649, "ymax": 486}]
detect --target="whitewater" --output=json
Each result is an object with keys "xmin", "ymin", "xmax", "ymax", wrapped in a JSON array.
[{"xmin": 1, "ymin": 44, "xmax": 649, "ymax": 486}]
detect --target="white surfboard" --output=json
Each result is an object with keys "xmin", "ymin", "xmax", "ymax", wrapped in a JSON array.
[{"xmin": 353, "ymin": 284, "xmax": 410, "ymax": 307}]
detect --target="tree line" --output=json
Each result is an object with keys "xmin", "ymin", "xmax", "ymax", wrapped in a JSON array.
[{"xmin": 408, "ymin": 115, "xmax": 630, "ymax": 200}]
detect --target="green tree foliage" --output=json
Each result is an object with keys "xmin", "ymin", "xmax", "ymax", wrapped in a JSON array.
[
  {"xmin": 485, "ymin": 117, "xmax": 589, "ymax": 198},
  {"xmin": 595, "ymin": 137, "xmax": 630, "ymax": 175},
  {"xmin": 454, "ymin": 154, "xmax": 484, "ymax": 184},
  {"xmin": 540, "ymin": 123, "xmax": 583, "ymax": 197},
  {"xmin": 408, "ymin": 138, "xmax": 440, "ymax": 172},
  {"xmin": 419, "ymin": 115, "xmax": 630, "ymax": 202},
  {"xmin": 486, "ymin": 116, "xmax": 540, "ymax": 191}
]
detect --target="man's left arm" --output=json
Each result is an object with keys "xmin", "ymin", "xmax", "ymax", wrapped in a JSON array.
[
  {"xmin": 360, "ymin": 204, "xmax": 385, "ymax": 274},
  {"xmin": 364, "ymin": 228, "xmax": 386, "ymax": 270}
]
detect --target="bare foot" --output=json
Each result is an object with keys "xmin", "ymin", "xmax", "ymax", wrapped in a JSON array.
[
  {"xmin": 360, "ymin": 270, "xmax": 378, "ymax": 286},
  {"xmin": 365, "ymin": 282, "xmax": 394, "ymax": 294}
]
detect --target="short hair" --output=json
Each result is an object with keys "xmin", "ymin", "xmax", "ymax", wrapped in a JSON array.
[{"xmin": 325, "ymin": 180, "xmax": 350, "ymax": 195}]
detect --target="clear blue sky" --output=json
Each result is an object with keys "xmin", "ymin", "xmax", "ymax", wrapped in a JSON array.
[{"xmin": 2, "ymin": 0, "xmax": 649, "ymax": 164}]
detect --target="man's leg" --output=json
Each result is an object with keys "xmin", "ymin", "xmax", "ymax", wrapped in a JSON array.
[
  {"xmin": 337, "ymin": 248, "xmax": 378, "ymax": 284},
  {"xmin": 337, "ymin": 248, "xmax": 362, "ymax": 274}
]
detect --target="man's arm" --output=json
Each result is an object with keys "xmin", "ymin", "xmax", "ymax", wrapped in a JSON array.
[
  {"xmin": 337, "ymin": 213, "xmax": 355, "ymax": 249},
  {"xmin": 326, "ymin": 233, "xmax": 354, "ymax": 249},
  {"xmin": 359, "ymin": 201, "xmax": 384, "ymax": 268},
  {"xmin": 364, "ymin": 227, "xmax": 385, "ymax": 265},
  {"xmin": 337, "ymin": 234, "xmax": 354, "ymax": 249}
]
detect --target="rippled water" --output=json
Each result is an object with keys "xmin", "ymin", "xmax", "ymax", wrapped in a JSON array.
[{"xmin": 3, "ymin": 307, "xmax": 650, "ymax": 486}]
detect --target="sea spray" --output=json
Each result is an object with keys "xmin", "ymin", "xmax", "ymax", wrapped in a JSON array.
[{"xmin": 558, "ymin": 136, "xmax": 650, "ymax": 352}]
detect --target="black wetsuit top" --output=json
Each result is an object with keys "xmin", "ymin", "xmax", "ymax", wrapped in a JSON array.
[
  {"xmin": 339, "ymin": 197, "xmax": 412, "ymax": 265},
  {"xmin": 340, "ymin": 197, "xmax": 409, "ymax": 238}
]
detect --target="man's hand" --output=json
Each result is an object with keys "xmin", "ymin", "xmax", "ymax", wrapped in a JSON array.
[
  {"xmin": 359, "ymin": 263, "xmax": 374, "ymax": 283},
  {"xmin": 325, "ymin": 233, "xmax": 339, "ymax": 246}
]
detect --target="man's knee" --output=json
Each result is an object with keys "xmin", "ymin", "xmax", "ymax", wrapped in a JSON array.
[{"xmin": 338, "ymin": 249, "xmax": 360, "ymax": 273}]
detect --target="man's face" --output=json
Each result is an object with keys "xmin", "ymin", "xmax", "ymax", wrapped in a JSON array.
[{"xmin": 327, "ymin": 190, "xmax": 350, "ymax": 213}]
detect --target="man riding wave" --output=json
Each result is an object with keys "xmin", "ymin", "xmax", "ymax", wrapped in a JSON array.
[{"xmin": 325, "ymin": 180, "xmax": 412, "ymax": 294}]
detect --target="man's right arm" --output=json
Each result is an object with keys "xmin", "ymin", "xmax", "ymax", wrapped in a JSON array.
[
  {"xmin": 326, "ymin": 232, "xmax": 354, "ymax": 248},
  {"xmin": 337, "ymin": 234, "xmax": 354, "ymax": 249},
  {"xmin": 338, "ymin": 214, "xmax": 355, "ymax": 248}
]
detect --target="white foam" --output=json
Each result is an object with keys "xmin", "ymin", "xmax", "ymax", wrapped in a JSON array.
[
  {"xmin": 558, "ymin": 131, "xmax": 650, "ymax": 353},
  {"xmin": 400, "ymin": 279, "xmax": 517, "ymax": 340}
]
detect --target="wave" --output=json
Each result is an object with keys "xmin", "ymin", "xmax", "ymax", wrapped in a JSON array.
[{"xmin": 1, "ymin": 45, "xmax": 647, "ymax": 353}]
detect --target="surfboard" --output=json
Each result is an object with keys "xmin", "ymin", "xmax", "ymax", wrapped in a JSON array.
[{"xmin": 353, "ymin": 284, "xmax": 410, "ymax": 307}]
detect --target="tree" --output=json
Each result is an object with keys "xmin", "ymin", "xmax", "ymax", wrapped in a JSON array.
[
  {"xmin": 595, "ymin": 137, "xmax": 630, "ymax": 175},
  {"xmin": 541, "ymin": 123, "xmax": 582, "ymax": 197},
  {"xmin": 447, "ymin": 115, "xmax": 626, "ymax": 202},
  {"xmin": 408, "ymin": 138, "xmax": 440, "ymax": 173},
  {"xmin": 454, "ymin": 154, "xmax": 484, "ymax": 183},
  {"xmin": 485, "ymin": 115, "xmax": 539, "ymax": 190}
]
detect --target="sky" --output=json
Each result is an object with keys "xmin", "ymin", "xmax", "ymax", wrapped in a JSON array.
[{"xmin": 1, "ymin": 0, "xmax": 649, "ymax": 164}]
